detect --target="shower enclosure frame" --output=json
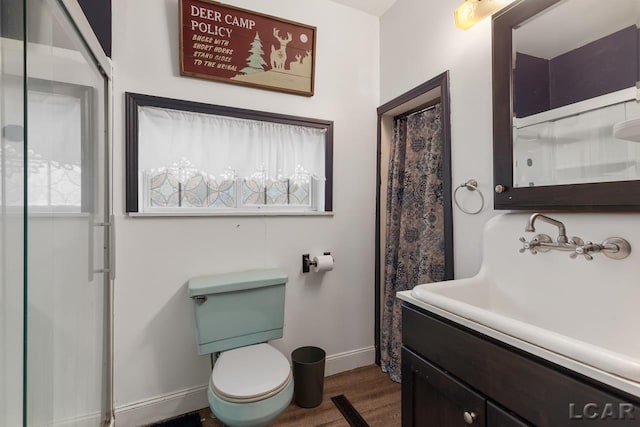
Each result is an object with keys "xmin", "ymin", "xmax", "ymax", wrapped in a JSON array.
[
  {"xmin": 1, "ymin": 0, "xmax": 114, "ymax": 425},
  {"xmin": 58, "ymin": 2, "xmax": 115, "ymax": 425}
]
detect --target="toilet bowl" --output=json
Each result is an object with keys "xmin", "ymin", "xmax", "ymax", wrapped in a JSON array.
[
  {"xmin": 188, "ymin": 269, "xmax": 292, "ymax": 427},
  {"xmin": 208, "ymin": 343, "xmax": 293, "ymax": 427}
]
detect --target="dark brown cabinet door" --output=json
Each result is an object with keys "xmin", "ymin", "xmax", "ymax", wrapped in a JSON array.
[
  {"xmin": 402, "ymin": 346, "xmax": 486, "ymax": 427},
  {"xmin": 487, "ymin": 402, "xmax": 531, "ymax": 427}
]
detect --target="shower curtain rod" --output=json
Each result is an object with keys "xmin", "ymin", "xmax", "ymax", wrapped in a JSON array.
[{"xmin": 394, "ymin": 100, "xmax": 440, "ymax": 120}]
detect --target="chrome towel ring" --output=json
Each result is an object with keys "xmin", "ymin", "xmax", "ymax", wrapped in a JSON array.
[{"xmin": 453, "ymin": 179, "xmax": 484, "ymax": 215}]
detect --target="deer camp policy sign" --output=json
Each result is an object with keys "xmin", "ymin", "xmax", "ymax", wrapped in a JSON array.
[{"xmin": 180, "ymin": 0, "xmax": 316, "ymax": 96}]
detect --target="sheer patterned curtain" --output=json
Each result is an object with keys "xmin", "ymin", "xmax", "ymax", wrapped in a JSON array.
[
  {"xmin": 138, "ymin": 106, "xmax": 326, "ymax": 180},
  {"xmin": 137, "ymin": 106, "xmax": 326, "ymax": 211},
  {"xmin": 381, "ymin": 104, "xmax": 446, "ymax": 382}
]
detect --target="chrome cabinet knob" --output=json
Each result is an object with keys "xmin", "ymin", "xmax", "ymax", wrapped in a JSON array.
[
  {"xmin": 495, "ymin": 184, "xmax": 506, "ymax": 193},
  {"xmin": 463, "ymin": 411, "xmax": 477, "ymax": 424}
]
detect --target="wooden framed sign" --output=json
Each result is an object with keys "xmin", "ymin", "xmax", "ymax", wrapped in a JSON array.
[{"xmin": 180, "ymin": 0, "xmax": 316, "ymax": 96}]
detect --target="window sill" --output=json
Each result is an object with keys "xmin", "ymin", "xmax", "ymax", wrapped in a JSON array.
[
  {"xmin": 128, "ymin": 211, "xmax": 334, "ymax": 218},
  {"xmin": 1, "ymin": 208, "xmax": 89, "ymax": 219}
]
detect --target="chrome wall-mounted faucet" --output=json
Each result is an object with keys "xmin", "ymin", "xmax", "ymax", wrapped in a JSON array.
[
  {"xmin": 525, "ymin": 213, "xmax": 568, "ymax": 244},
  {"xmin": 519, "ymin": 213, "xmax": 631, "ymax": 261}
]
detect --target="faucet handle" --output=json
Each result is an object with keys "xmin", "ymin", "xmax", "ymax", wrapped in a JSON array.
[
  {"xmin": 570, "ymin": 251, "xmax": 594, "ymax": 261},
  {"xmin": 520, "ymin": 234, "xmax": 553, "ymax": 255},
  {"xmin": 519, "ymin": 237, "xmax": 537, "ymax": 254},
  {"xmin": 570, "ymin": 240, "xmax": 596, "ymax": 261}
]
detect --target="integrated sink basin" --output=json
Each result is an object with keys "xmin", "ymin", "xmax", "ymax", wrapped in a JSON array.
[
  {"xmin": 410, "ymin": 275, "xmax": 640, "ymax": 382},
  {"xmin": 397, "ymin": 213, "xmax": 640, "ymax": 395}
]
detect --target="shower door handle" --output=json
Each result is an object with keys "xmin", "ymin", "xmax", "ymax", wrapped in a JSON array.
[
  {"xmin": 89, "ymin": 215, "xmax": 115, "ymax": 281},
  {"xmin": 88, "ymin": 215, "xmax": 94, "ymax": 281}
]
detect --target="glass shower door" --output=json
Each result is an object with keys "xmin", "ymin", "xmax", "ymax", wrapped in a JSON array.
[
  {"xmin": 25, "ymin": 0, "xmax": 110, "ymax": 425},
  {"xmin": 0, "ymin": 0, "xmax": 26, "ymax": 425}
]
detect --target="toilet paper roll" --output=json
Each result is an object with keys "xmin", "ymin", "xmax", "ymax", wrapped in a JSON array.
[{"xmin": 313, "ymin": 255, "xmax": 334, "ymax": 273}]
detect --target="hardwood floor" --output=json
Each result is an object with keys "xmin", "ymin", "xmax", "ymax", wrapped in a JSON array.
[{"xmin": 198, "ymin": 364, "xmax": 401, "ymax": 427}]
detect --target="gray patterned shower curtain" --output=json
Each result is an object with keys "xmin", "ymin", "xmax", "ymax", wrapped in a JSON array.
[{"xmin": 381, "ymin": 104, "xmax": 446, "ymax": 382}]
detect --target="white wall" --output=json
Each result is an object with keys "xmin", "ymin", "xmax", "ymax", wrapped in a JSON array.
[
  {"xmin": 111, "ymin": 1, "xmax": 379, "ymax": 425},
  {"xmin": 380, "ymin": 0, "xmax": 640, "ymax": 331},
  {"xmin": 381, "ymin": 0, "xmax": 499, "ymax": 279}
]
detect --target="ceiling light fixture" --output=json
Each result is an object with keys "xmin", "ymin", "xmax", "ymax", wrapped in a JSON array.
[{"xmin": 454, "ymin": 0, "xmax": 514, "ymax": 30}]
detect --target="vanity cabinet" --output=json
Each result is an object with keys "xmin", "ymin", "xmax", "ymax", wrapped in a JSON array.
[{"xmin": 401, "ymin": 304, "xmax": 640, "ymax": 426}]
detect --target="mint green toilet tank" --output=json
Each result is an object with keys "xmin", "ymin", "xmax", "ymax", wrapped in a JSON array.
[{"xmin": 188, "ymin": 269, "xmax": 288, "ymax": 355}]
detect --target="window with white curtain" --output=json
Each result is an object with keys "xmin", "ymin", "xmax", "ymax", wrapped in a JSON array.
[
  {"xmin": 125, "ymin": 93, "xmax": 333, "ymax": 215},
  {"xmin": 1, "ymin": 80, "xmax": 93, "ymax": 213},
  {"xmin": 27, "ymin": 90, "xmax": 83, "ymax": 210}
]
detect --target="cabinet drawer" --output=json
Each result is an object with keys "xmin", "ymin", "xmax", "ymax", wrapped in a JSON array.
[
  {"xmin": 402, "ymin": 304, "xmax": 640, "ymax": 426},
  {"xmin": 402, "ymin": 346, "xmax": 486, "ymax": 427}
]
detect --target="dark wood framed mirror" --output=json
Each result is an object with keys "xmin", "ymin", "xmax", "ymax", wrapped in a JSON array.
[{"xmin": 493, "ymin": 0, "xmax": 640, "ymax": 211}]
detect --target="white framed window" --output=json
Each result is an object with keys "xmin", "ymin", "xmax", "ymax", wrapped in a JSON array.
[
  {"xmin": 125, "ymin": 93, "xmax": 333, "ymax": 215},
  {"xmin": 1, "ymin": 80, "xmax": 95, "ymax": 214}
]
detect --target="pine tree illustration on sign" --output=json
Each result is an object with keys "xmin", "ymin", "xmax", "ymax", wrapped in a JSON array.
[{"xmin": 242, "ymin": 32, "xmax": 267, "ymax": 74}]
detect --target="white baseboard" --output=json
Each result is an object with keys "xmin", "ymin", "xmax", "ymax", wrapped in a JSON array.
[
  {"xmin": 40, "ymin": 411, "xmax": 102, "ymax": 427},
  {"xmin": 325, "ymin": 346, "xmax": 376, "ymax": 376},
  {"xmin": 114, "ymin": 385, "xmax": 208, "ymax": 427},
  {"xmin": 114, "ymin": 346, "xmax": 375, "ymax": 426}
]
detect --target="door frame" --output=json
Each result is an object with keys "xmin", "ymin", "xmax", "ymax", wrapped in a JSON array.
[{"xmin": 375, "ymin": 71, "xmax": 454, "ymax": 364}]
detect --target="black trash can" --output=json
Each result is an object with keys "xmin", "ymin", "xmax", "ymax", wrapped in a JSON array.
[{"xmin": 291, "ymin": 346, "xmax": 326, "ymax": 408}]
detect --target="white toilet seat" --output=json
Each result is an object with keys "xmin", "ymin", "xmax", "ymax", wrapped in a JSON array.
[{"xmin": 211, "ymin": 343, "xmax": 292, "ymax": 403}]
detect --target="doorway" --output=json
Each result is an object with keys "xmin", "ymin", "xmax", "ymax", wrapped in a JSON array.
[{"xmin": 375, "ymin": 72, "xmax": 454, "ymax": 371}]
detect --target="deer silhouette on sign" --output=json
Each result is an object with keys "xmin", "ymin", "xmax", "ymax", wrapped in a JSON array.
[{"xmin": 270, "ymin": 28, "xmax": 292, "ymax": 70}]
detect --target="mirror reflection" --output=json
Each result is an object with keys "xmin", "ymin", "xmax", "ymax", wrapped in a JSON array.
[{"xmin": 512, "ymin": 0, "xmax": 640, "ymax": 187}]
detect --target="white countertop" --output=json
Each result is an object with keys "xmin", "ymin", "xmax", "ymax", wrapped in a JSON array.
[{"xmin": 398, "ymin": 289, "xmax": 640, "ymax": 399}]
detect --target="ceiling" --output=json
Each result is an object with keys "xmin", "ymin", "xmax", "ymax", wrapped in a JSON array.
[
  {"xmin": 514, "ymin": 0, "xmax": 639, "ymax": 59},
  {"xmin": 330, "ymin": 0, "xmax": 399, "ymax": 16}
]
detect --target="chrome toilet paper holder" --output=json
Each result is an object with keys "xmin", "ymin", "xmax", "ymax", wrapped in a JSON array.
[{"xmin": 302, "ymin": 252, "xmax": 331, "ymax": 273}]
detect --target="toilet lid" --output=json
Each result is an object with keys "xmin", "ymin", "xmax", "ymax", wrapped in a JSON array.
[{"xmin": 212, "ymin": 343, "xmax": 291, "ymax": 401}]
